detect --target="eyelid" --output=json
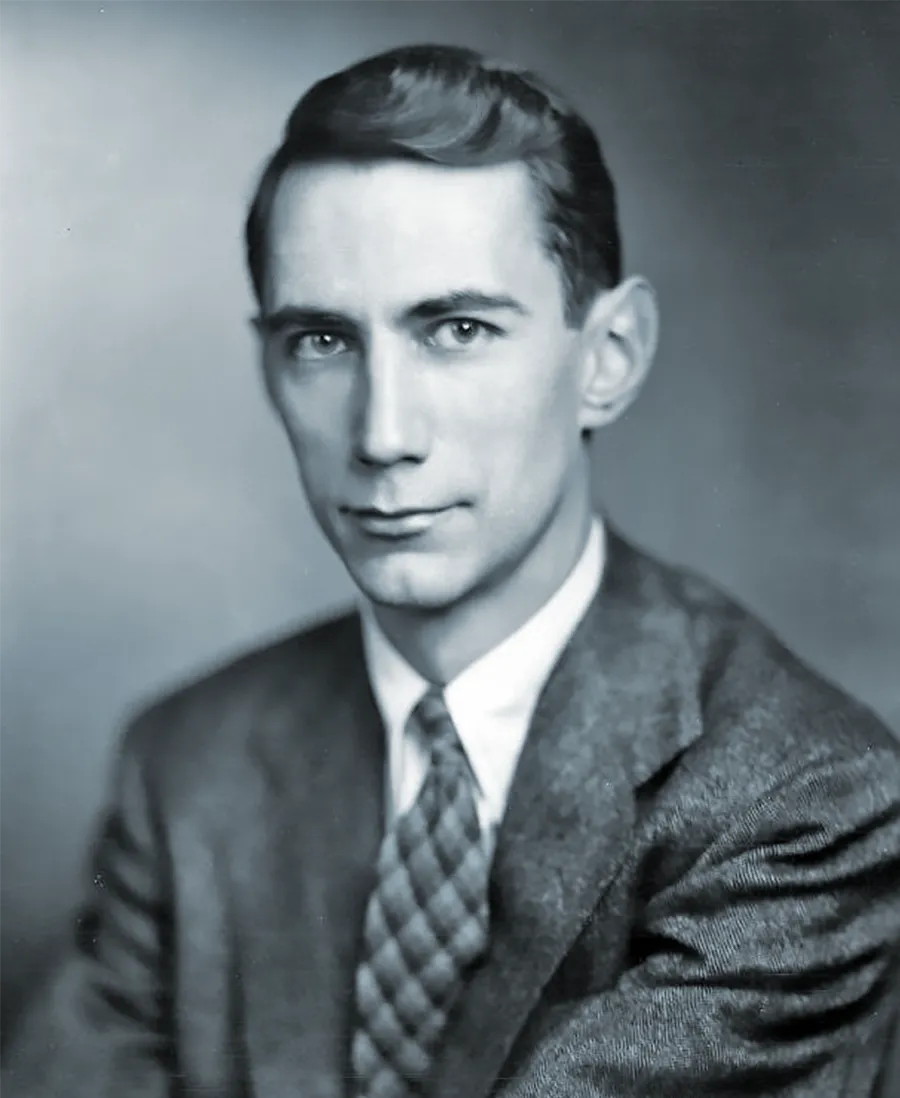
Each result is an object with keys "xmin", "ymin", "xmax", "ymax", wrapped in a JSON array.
[
  {"xmin": 432, "ymin": 314, "xmax": 500, "ymax": 326},
  {"xmin": 423, "ymin": 316, "xmax": 503, "ymax": 336},
  {"xmin": 284, "ymin": 328, "xmax": 355, "ymax": 359},
  {"xmin": 419, "ymin": 317, "xmax": 504, "ymax": 353}
]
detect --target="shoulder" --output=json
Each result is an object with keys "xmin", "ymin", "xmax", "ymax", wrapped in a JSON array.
[
  {"xmin": 117, "ymin": 608, "xmax": 365, "ymax": 790},
  {"xmin": 612, "ymin": 530, "xmax": 898, "ymax": 765},
  {"xmin": 608, "ymin": 535, "xmax": 900, "ymax": 885}
]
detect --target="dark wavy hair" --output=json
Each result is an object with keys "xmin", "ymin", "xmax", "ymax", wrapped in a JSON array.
[{"xmin": 245, "ymin": 44, "xmax": 621, "ymax": 325}]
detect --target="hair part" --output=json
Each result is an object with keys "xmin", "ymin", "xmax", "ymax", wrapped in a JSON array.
[{"xmin": 245, "ymin": 44, "xmax": 622, "ymax": 325}]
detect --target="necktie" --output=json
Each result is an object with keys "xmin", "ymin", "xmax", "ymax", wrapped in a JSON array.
[{"xmin": 350, "ymin": 688, "xmax": 490, "ymax": 1097}]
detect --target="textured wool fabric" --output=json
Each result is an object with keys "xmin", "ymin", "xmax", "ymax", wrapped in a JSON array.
[{"xmin": 351, "ymin": 690, "xmax": 490, "ymax": 1098}]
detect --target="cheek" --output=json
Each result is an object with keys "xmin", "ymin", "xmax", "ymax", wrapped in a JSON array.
[
  {"xmin": 271, "ymin": 377, "xmax": 352, "ymax": 482},
  {"xmin": 271, "ymin": 368, "xmax": 349, "ymax": 444},
  {"xmin": 470, "ymin": 360, "xmax": 579, "ymax": 478}
]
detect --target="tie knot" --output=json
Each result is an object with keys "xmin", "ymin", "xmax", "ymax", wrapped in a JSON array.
[{"xmin": 411, "ymin": 688, "xmax": 462, "ymax": 758}]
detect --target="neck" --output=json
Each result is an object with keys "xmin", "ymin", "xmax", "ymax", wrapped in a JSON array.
[{"xmin": 371, "ymin": 485, "xmax": 595, "ymax": 685}]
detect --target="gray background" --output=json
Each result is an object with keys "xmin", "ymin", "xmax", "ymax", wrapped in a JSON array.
[{"xmin": 2, "ymin": 0, "xmax": 899, "ymax": 1034}]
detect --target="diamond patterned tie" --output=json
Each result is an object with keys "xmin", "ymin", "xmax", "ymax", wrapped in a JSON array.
[{"xmin": 350, "ymin": 688, "xmax": 490, "ymax": 1097}]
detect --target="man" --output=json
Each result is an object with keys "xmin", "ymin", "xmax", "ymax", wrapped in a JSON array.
[{"xmin": 4, "ymin": 43, "xmax": 900, "ymax": 1098}]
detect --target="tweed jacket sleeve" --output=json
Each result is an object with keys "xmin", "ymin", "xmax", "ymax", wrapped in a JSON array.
[
  {"xmin": 2, "ymin": 717, "xmax": 174, "ymax": 1098},
  {"xmin": 498, "ymin": 745, "xmax": 900, "ymax": 1097}
]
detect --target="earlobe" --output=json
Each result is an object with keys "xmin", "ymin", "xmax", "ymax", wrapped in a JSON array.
[{"xmin": 579, "ymin": 275, "xmax": 659, "ymax": 430}]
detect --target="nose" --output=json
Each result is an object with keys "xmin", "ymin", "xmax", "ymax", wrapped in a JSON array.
[{"xmin": 353, "ymin": 337, "xmax": 429, "ymax": 468}]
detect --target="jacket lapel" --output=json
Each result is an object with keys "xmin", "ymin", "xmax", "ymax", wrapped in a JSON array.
[
  {"xmin": 431, "ymin": 530, "xmax": 705, "ymax": 1098},
  {"xmin": 229, "ymin": 616, "xmax": 385, "ymax": 1098}
]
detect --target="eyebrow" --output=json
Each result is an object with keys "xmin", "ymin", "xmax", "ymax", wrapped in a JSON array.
[
  {"xmin": 253, "ymin": 307, "xmax": 352, "ymax": 335},
  {"xmin": 254, "ymin": 289, "xmax": 530, "ymax": 333},
  {"xmin": 403, "ymin": 290, "xmax": 529, "ymax": 322}
]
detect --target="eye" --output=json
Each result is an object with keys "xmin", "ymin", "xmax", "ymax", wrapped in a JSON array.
[
  {"xmin": 285, "ymin": 331, "xmax": 350, "ymax": 360},
  {"xmin": 424, "ymin": 318, "xmax": 500, "ymax": 352}
]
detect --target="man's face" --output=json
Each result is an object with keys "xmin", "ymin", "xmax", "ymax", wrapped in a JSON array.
[{"xmin": 259, "ymin": 159, "xmax": 592, "ymax": 611}]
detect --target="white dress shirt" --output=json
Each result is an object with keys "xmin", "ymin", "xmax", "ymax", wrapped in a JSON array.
[{"xmin": 360, "ymin": 518, "xmax": 605, "ymax": 854}]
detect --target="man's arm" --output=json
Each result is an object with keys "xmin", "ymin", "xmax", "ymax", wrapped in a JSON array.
[
  {"xmin": 2, "ymin": 722, "xmax": 175, "ymax": 1098},
  {"xmin": 501, "ymin": 747, "xmax": 900, "ymax": 1097}
]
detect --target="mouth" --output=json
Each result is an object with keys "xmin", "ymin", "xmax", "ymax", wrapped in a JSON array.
[{"xmin": 342, "ymin": 505, "xmax": 455, "ymax": 539}]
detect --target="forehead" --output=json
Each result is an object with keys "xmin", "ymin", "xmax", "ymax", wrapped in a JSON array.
[{"xmin": 265, "ymin": 159, "xmax": 565, "ymax": 314}]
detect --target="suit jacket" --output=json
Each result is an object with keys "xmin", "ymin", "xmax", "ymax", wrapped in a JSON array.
[{"xmin": 4, "ymin": 531, "xmax": 900, "ymax": 1097}]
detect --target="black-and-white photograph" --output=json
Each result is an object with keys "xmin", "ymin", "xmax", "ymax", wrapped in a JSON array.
[{"xmin": 2, "ymin": 3, "xmax": 899, "ymax": 1095}]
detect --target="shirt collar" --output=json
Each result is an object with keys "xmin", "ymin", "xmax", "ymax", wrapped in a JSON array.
[{"xmin": 361, "ymin": 517, "xmax": 605, "ymax": 807}]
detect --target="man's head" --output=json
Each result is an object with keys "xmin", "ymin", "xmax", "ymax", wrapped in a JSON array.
[
  {"xmin": 247, "ymin": 44, "xmax": 622, "ymax": 326},
  {"xmin": 248, "ymin": 45, "xmax": 658, "ymax": 625}
]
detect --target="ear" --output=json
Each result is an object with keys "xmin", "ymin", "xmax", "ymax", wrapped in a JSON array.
[{"xmin": 577, "ymin": 275, "xmax": 659, "ymax": 431}]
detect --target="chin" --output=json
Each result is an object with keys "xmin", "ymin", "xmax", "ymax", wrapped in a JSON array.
[{"xmin": 346, "ymin": 551, "xmax": 472, "ymax": 612}]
